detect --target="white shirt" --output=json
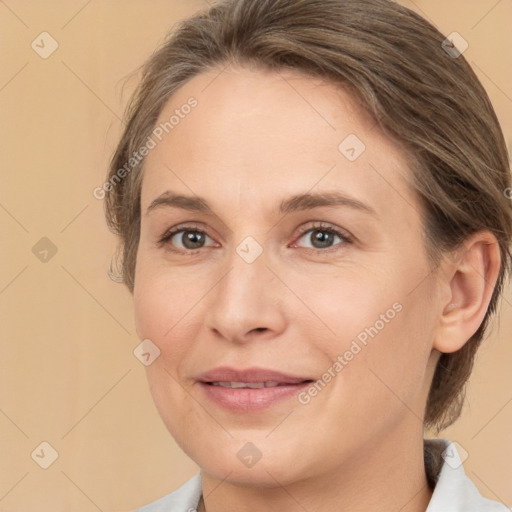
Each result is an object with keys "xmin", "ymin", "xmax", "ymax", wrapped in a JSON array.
[{"xmin": 135, "ymin": 438, "xmax": 508, "ymax": 511}]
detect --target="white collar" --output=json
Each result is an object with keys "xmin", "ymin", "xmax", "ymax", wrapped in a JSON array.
[
  {"xmin": 426, "ymin": 438, "xmax": 507, "ymax": 511},
  {"xmin": 135, "ymin": 438, "xmax": 508, "ymax": 511}
]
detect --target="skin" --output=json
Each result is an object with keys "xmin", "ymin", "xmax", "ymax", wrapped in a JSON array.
[{"xmin": 133, "ymin": 65, "xmax": 500, "ymax": 512}]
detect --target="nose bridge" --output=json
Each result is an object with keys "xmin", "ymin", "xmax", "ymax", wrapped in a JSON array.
[{"xmin": 204, "ymin": 236, "xmax": 285, "ymax": 341}]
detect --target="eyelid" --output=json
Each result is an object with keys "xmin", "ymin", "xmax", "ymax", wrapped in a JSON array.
[
  {"xmin": 157, "ymin": 220, "xmax": 354, "ymax": 253},
  {"xmin": 290, "ymin": 221, "xmax": 354, "ymax": 247},
  {"xmin": 156, "ymin": 222, "xmax": 215, "ymax": 248}
]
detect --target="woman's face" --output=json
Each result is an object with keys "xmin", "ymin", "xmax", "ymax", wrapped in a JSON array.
[{"xmin": 133, "ymin": 66, "xmax": 442, "ymax": 485}]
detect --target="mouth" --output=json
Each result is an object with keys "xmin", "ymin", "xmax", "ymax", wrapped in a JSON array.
[
  {"xmin": 195, "ymin": 367, "xmax": 314, "ymax": 412},
  {"xmin": 207, "ymin": 381, "xmax": 311, "ymax": 389},
  {"xmin": 196, "ymin": 366, "xmax": 313, "ymax": 385}
]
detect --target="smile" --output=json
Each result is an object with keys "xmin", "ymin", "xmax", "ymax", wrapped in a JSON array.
[{"xmin": 210, "ymin": 381, "xmax": 286, "ymax": 388}]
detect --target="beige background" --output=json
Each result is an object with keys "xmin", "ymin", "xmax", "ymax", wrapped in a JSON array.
[{"xmin": 0, "ymin": 1, "xmax": 510, "ymax": 510}]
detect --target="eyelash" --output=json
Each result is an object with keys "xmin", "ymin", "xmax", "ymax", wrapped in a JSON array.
[
  {"xmin": 291, "ymin": 222, "xmax": 353, "ymax": 252},
  {"xmin": 157, "ymin": 221, "xmax": 353, "ymax": 254}
]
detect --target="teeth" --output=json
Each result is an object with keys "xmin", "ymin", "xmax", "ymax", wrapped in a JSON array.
[{"xmin": 211, "ymin": 381, "xmax": 282, "ymax": 389}]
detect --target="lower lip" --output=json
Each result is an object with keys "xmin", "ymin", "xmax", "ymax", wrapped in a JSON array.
[{"xmin": 198, "ymin": 382, "xmax": 311, "ymax": 412}]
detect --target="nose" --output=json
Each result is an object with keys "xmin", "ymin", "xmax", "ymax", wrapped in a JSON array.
[{"xmin": 203, "ymin": 241, "xmax": 287, "ymax": 344}]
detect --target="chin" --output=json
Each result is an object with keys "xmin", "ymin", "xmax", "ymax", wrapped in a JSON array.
[{"xmin": 183, "ymin": 433, "xmax": 317, "ymax": 488}]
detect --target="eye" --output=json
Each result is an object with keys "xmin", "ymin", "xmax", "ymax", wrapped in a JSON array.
[
  {"xmin": 158, "ymin": 225, "xmax": 217, "ymax": 252},
  {"xmin": 293, "ymin": 222, "xmax": 353, "ymax": 251}
]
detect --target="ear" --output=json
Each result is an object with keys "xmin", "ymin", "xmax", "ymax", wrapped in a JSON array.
[{"xmin": 434, "ymin": 231, "xmax": 501, "ymax": 354}]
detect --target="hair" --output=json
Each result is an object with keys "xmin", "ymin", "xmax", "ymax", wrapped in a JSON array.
[{"xmin": 104, "ymin": 0, "xmax": 512, "ymax": 432}]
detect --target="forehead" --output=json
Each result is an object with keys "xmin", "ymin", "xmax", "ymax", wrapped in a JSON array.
[{"xmin": 140, "ymin": 65, "xmax": 418, "ymax": 225}]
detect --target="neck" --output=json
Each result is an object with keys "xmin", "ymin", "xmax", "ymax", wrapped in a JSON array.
[{"xmin": 198, "ymin": 424, "xmax": 433, "ymax": 512}]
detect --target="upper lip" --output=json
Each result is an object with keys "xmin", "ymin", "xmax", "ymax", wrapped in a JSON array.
[{"xmin": 196, "ymin": 366, "xmax": 313, "ymax": 384}]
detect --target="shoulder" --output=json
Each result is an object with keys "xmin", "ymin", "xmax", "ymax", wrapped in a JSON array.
[
  {"xmin": 133, "ymin": 473, "xmax": 202, "ymax": 512},
  {"xmin": 426, "ymin": 438, "xmax": 508, "ymax": 512}
]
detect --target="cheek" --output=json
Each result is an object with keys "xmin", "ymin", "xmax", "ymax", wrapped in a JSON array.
[
  {"xmin": 133, "ymin": 256, "xmax": 193, "ymax": 340},
  {"xmin": 133, "ymin": 259, "xmax": 211, "ymax": 378},
  {"xmin": 290, "ymin": 267, "xmax": 400, "ymax": 349},
  {"xmin": 307, "ymin": 266, "xmax": 436, "ymax": 406},
  {"xmin": 133, "ymin": 264, "xmax": 200, "ymax": 432},
  {"xmin": 133, "ymin": 277, "xmax": 166, "ymax": 343},
  {"xmin": 358, "ymin": 285, "xmax": 438, "ymax": 409},
  {"xmin": 133, "ymin": 262, "xmax": 184, "ymax": 373}
]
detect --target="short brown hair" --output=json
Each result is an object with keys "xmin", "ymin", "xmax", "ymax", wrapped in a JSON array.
[{"xmin": 104, "ymin": 0, "xmax": 512, "ymax": 431}]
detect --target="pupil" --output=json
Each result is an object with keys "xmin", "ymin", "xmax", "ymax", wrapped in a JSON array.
[
  {"xmin": 312, "ymin": 230, "xmax": 333, "ymax": 248},
  {"xmin": 183, "ymin": 231, "xmax": 204, "ymax": 249}
]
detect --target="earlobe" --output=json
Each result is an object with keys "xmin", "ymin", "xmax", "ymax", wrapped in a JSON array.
[{"xmin": 434, "ymin": 232, "xmax": 501, "ymax": 354}]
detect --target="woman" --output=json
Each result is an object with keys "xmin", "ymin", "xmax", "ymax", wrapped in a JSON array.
[{"xmin": 104, "ymin": 0, "xmax": 511, "ymax": 510}]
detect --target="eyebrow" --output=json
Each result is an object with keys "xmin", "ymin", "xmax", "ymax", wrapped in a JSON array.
[{"xmin": 146, "ymin": 190, "xmax": 376, "ymax": 216}]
